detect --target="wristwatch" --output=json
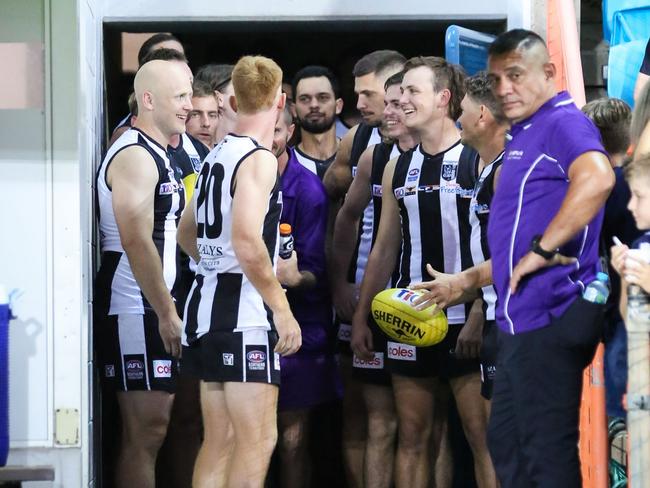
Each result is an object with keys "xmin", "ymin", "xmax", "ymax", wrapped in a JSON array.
[{"xmin": 530, "ymin": 234, "xmax": 557, "ymax": 260}]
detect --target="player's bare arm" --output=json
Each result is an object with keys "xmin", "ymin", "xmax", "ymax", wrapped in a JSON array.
[
  {"xmin": 322, "ymin": 124, "xmax": 358, "ymax": 200},
  {"xmin": 177, "ymin": 197, "xmax": 200, "ymax": 262},
  {"xmin": 350, "ymin": 157, "xmax": 401, "ymax": 359},
  {"xmin": 330, "ymin": 144, "xmax": 375, "ymax": 321},
  {"xmin": 232, "ymin": 150, "xmax": 301, "ymax": 356},
  {"xmin": 510, "ymin": 151, "xmax": 614, "ymax": 293},
  {"xmin": 109, "ymin": 145, "xmax": 183, "ymax": 357}
]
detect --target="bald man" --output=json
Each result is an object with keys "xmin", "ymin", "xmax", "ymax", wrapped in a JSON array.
[{"xmin": 94, "ymin": 59, "xmax": 193, "ymax": 488}]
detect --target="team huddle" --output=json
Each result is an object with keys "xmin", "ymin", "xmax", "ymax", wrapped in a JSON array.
[{"xmin": 95, "ymin": 28, "xmax": 615, "ymax": 488}]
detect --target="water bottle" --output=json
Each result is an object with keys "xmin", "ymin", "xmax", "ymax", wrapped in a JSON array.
[
  {"xmin": 583, "ymin": 272, "xmax": 610, "ymax": 304},
  {"xmin": 279, "ymin": 223, "xmax": 294, "ymax": 260}
]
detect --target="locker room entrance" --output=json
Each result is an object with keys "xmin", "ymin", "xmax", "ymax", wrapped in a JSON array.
[{"xmin": 97, "ymin": 16, "xmax": 505, "ymax": 488}]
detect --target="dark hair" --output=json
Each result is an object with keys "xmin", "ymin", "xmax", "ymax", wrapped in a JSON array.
[
  {"xmin": 140, "ymin": 47, "xmax": 188, "ymax": 66},
  {"xmin": 384, "ymin": 70, "xmax": 404, "ymax": 90},
  {"xmin": 192, "ymin": 79, "xmax": 217, "ymax": 99},
  {"xmin": 195, "ymin": 64, "xmax": 235, "ymax": 92},
  {"xmin": 352, "ymin": 50, "xmax": 406, "ymax": 78},
  {"xmin": 464, "ymin": 71, "xmax": 506, "ymax": 123},
  {"xmin": 292, "ymin": 65, "xmax": 340, "ymax": 99},
  {"xmin": 488, "ymin": 29, "xmax": 546, "ymax": 57},
  {"xmin": 137, "ymin": 33, "xmax": 183, "ymax": 66},
  {"xmin": 403, "ymin": 56, "xmax": 466, "ymax": 120},
  {"xmin": 582, "ymin": 98, "xmax": 631, "ymax": 156}
]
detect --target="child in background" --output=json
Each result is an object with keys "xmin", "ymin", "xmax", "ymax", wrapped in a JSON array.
[{"xmin": 610, "ymin": 154, "xmax": 650, "ymax": 322}]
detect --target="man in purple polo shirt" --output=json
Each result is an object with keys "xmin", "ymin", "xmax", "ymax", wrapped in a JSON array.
[
  {"xmin": 273, "ymin": 107, "xmax": 343, "ymax": 488},
  {"xmin": 412, "ymin": 29, "xmax": 615, "ymax": 486},
  {"xmin": 484, "ymin": 30, "xmax": 614, "ymax": 486}
]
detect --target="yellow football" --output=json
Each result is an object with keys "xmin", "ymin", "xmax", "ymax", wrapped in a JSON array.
[{"xmin": 371, "ymin": 288, "xmax": 448, "ymax": 347}]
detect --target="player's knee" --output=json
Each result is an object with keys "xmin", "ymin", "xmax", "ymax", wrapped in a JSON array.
[
  {"xmin": 398, "ymin": 415, "xmax": 431, "ymax": 452},
  {"xmin": 279, "ymin": 424, "xmax": 307, "ymax": 456},
  {"xmin": 367, "ymin": 414, "xmax": 397, "ymax": 444}
]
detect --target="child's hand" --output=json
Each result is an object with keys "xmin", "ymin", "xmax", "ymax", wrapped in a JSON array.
[
  {"xmin": 610, "ymin": 243, "xmax": 629, "ymax": 276},
  {"xmin": 625, "ymin": 254, "xmax": 650, "ymax": 293}
]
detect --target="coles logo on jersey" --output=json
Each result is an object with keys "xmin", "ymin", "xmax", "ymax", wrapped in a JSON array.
[
  {"xmin": 125, "ymin": 358, "xmax": 145, "ymax": 381},
  {"xmin": 387, "ymin": 342, "xmax": 416, "ymax": 361},
  {"xmin": 153, "ymin": 360, "xmax": 172, "ymax": 378},
  {"xmin": 372, "ymin": 184, "xmax": 382, "ymax": 197},
  {"xmin": 353, "ymin": 352, "xmax": 384, "ymax": 369},
  {"xmin": 247, "ymin": 349, "xmax": 267, "ymax": 371},
  {"xmin": 441, "ymin": 162, "xmax": 458, "ymax": 181}
]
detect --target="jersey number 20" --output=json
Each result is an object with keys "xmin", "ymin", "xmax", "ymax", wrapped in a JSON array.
[{"xmin": 196, "ymin": 163, "xmax": 225, "ymax": 239}]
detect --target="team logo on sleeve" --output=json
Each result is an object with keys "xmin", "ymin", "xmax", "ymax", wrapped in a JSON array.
[
  {"xmin": 441, "ymin": 162, "xmax": 458, "ymax": 181},
  {"xmin": 190, "ymin": 156, "xmax": 202, "ymax": 172}
]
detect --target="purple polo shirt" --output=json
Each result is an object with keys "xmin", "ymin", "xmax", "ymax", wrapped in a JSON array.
[
  {"xmin": 488, "ymin": 91, "xmax": 608, "ymax": 335},
  {"xmin": 280, "ymin": 147, "xmax": 333, "ymax": 352}
]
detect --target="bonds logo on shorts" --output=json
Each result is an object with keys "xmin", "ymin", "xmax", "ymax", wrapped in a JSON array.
[
  {"xmin": 441, "ymin": 162, "xmax": 458, "ymax": 181},
  {"xmin": 338, "ymin": 323, "xmax": 352, "ymax": 342},
  {"xmin": 125, "ymin": 356, "xmax": 145, "ymax": 381},
  {"xmin": 387, "ymin": 341, "xmax": 416, "ymax": 361},
  {"xmin": 223, "ymin": 353, "xmax": 234, "ymax": 366},
  {"xmin": 105, "ymin": 364, "xmax": 115, "ymax": 378},
  {"xmin": 353, "ymin": 352, "xmax": 384, "ymax": 369},
  {"xmin": 246, "ymin": 348, "xmax": 267, "ymax": 371},
  {"xmin": 153, "ymin": 359, "xmax": 172, "ymax": 378}
]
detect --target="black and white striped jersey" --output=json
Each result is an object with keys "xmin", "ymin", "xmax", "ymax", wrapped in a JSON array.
[
  {"xmin": 347, "ymin": 123, "xmax": 383, "ymax": 284},
  {"xmin": 293, "ymin": 146, "xmax": 336, "ymax": 180},
  {"xmin": 392, "ymin": 141, "xmax": 478, "ymax": 325},
  {"xmin": 346, "ymin": 141, "xmax": 403, "ymax": 284},
  {"xmin": 95, "ymin": 127, "xmax": 185, "ymax": 315},
  {"xmin": 468, "ymin": 152, "xmax": 504, "ymax": 321},
  {"xmin": 183, "ymin": 134, "xmax": 283, "ymax": 345}
]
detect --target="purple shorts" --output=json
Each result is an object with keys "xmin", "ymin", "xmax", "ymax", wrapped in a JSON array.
[{"xmin": 278, "ymin": 352, "xmax": 343, "ymax": 411}]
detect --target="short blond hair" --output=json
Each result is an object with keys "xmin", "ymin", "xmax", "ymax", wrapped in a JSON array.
[
  {"xmin": 624, "ymin": 152, "xmax": 650, "ymax": 182},
  {"xmin": 232, "ymin": 55, "xmax": 283, "ymax": 114}
]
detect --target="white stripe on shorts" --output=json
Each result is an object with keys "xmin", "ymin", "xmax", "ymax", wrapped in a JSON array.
[{"xmin": 118, "ymin": 314, "xmax": 151, "ymax": 390}]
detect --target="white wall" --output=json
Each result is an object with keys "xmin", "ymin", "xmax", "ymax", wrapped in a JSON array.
[
  {"xmin": 0, "ymin": 0, "xmax": 94, "ymax": 485},
  {"xmin": 101, "ymin": 0, "xmax": 508, "ymax": 20}
]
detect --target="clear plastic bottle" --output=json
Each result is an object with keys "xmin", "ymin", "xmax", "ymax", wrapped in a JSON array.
[
  {"xmin": 583, "ymin": 271, "xmax": 610, "ymax": 304},
  {"xmin": 279, "ymin": 223, "xmax": 294, "ymax": 260}
]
